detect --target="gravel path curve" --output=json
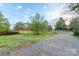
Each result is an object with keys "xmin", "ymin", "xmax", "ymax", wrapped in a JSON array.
[{"xmin": 9, "ymin": 32, "xmax": 79, "ymax": 56}]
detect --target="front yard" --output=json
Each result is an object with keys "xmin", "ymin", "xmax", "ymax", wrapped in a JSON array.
[{"xmin": 0, "ymin": 31, "xmax": 57, "ymax": 50}]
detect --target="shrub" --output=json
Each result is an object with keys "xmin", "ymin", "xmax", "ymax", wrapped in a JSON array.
[
  {"xmin": 0, "ymin": 31, "xmax": 19, "ymax": 35},
  {"xmin": 69, "ymin": 17, "xmax": 79, "ymax": 35},
  {"xmin": 73, "ymin": 30, "xmax": 79, "ymax": 36}
]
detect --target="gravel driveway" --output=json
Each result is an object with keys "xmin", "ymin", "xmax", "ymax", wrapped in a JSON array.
[{"xmin": 9, "ymin": 32, "xmax": 79, "ymax": 56}]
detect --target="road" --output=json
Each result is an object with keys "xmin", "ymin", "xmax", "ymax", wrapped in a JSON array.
[{"xmin": 9, "ymin": 32, "xmax": 79, "ymax": 56}]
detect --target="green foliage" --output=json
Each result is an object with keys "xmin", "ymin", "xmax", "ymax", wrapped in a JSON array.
[
  {"xmin": 70, "ymin": 17, "xmax": 79, "ymax": 35},
  {"xmin": 0, "ymin": 31, "xmax": 56, "ymax": 49},
  {"xmin": 14, "ymin": 21, "xmax": 32, "ymax": 31},
  {"xmin": 55, "ymin": 17, "xmax": 67, "ymax": 30},
  {"xmin": 68, "ymin": 3, "xmax": 79, "ymax": 13},
  {"xmin": 31, "ymin": 13, "xmax": 48, "ymax": 35},
  {"xmin": 14, "ymin": 21, "xmax": 25, "ymax": 31},
  {"xmin": 48, "ymin": 25, "xmax": 52, "ymax": 31},
  {"xmin": 0, "ymin": 11, "xmax": 10, "ymax": 32},
  {"xmin": 68, "ymin": 3, "xmax": 79, "ymax": 35},
  {"xmin": 41, "ymin": 20, "xmax": 48, "ymax": 32}
]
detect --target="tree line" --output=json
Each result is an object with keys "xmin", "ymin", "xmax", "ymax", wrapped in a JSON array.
[
  {"xmin": 0, "ymin": 12, "xmax": 52, "ymax": 35},
  {"xmin": 0, "ymin": 3, "xmax": 79, "ymax": 35}
]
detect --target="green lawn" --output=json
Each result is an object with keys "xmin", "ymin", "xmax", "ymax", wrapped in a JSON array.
[{"xmin": 0, "ymin": 31, "xmax": 57, "ymax": 50}]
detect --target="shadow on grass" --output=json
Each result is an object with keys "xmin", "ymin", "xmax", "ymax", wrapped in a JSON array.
[{"xmin": 0, "ymin": 31, "xmax": 19, "ymax": 36}]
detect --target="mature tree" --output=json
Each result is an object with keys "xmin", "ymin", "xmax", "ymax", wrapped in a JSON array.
[
  {"xmin": 55, "ymin": 17, "xmax": 66, "ymax": 30},
  {"xmin": 41, "ymin": 20, "xmax": 48, "ymax": 32},
  {"xmin": 68, "ymin": 3, "xmax": 79, "ymax": 13},
  {"xmin": 13, "ymin": 21, "xmax": 25, "ymax": 31},
  {"xmin": 69, "ymin": 17, "xmax": 79, "ymax": 35},
  {"xmin": 0, "ymin": 11, "xmax": 10, "ymax": 33},
  {"xmin": 48, "ymin": 24, "xmax": 52, "ymax": 31},
  {"xmin": 67, "ymin": 3, "xmax": 79, "ymax": 35},
  {"xmin": 31, "ymin": 13, "xmax": 48, "ymax": 35}
]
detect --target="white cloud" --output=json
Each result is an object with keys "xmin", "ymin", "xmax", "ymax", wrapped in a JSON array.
[
  {"xmin": 22, "ymin": 14, "xmax": 30, "ymax": 22},
  {"xmin": 18, "ymin": 6, "xmax": 22, "ymax": 8},
  {"xmin": 31, "ymin": 13, "xmax": 36, "ymax": 16},
  {"xmin": 45, "ymin": 7, "xmax": 76, "ymax": 20},
  {"xmin": 45, "ymin": 4, "xmax": 65, "ymax": 20},
  {"xmin": 23, "ymin": 15, "xmax": 29, "ymax": 18},
  {"xmin": 43, "ymin": 6, "xmax": 47, "ymax": 9},
  {"xmin": 45, "ymin": 10, "xmax": 61, "ymax": 20},
  {"xmin": 60, "ymin": 9, "xmax": 77, "ymax": 19},
  {"xmin": 45, "ymin": 4, "xmax": 77, "ymax": 26},
  {"xmin": 27, "ymin": 8, "xmax": 31, "ymax": 11},
  {"xmin": 16, "ymin": 6, "xmax": 22, "ymax": 10},
  {"xmin": 23, "ymin": 13, "xmax": 36, "ymax": 22},
  {"xmin": 25, "ymin": 11, "xmax": 28, "ymax": 14},
  {"xmin": 61, "ymin": 12, "xmax": 77, "ymax": 25}
]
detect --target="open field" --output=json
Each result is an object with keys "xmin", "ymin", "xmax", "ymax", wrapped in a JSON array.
[{"xmin": 0, "ymin": 31, "xmax": 57, "ymax": 50}]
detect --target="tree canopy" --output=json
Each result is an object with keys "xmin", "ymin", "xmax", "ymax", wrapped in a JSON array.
[
  {"xmin": 70, "ymin": 17, "xmax": 79, "ymax": 35},
  {"xmin": 0, "ymin": 11, "xmax": 10, "ymax": 32},
  {"xmin": 13, "ymin": 21, "xmax": 25, "ymax": 31},
  {"xmin": 67, "ymin": 3, "xmax": 79, "ymax": 35},
  {"xmin": 68, "ymin": 3, "xmax": 79, "ymax": 13},
  {"xmin": 31, "ymin": 13, "xmax": 48, "ymax": 35},
  {"xmin": 55, "ymin": 17, "xmax": 66, "ymax": 30}
]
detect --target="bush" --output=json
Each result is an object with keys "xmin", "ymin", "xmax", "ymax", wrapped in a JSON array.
[
  {"xmin": 0, "ymin": 31, "xmax": 19, "ymax": 35},
  {"xmin": 13, "ymin": 22, "xmax": 25, "ymax": 31},
  {"xmin": 73, "ymin": 30, "xmax": 79, "ymax": 36},
  {"xmin": 69, "ymin": 17, "xmax": 79, "ymax": 36},
  {"xmin": 6, "ymin": 31, "xmax": 19, "ymax": 35}
]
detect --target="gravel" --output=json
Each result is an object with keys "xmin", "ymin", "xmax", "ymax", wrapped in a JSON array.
[{"xmin": 8, "ymin": 32, "xmax": 79, "ymax": 56}]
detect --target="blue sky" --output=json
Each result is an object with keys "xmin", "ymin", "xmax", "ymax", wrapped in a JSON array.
[{"xmin": 0, "ymin": 3, "xmax": 71, "ymax": 28}]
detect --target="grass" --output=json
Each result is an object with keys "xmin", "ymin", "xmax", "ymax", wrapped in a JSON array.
[{"xmin": 0, "ymin": 31, "xmax": 57, "ymax": 49}]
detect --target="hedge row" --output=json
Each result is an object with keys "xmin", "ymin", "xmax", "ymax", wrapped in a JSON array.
[{"xmin": 0, "ymin": 31, "xmax": 19, "ymax": 35}]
